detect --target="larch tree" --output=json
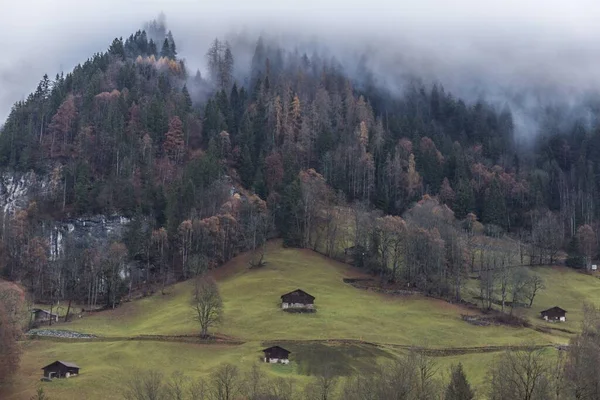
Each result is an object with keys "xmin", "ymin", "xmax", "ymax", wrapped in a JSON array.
[
  {"xmin": 164, "ymin": 116, "xmax": 185, "ymax": 164},
  {"xmin": 48, "ymin": 94, "xmax": 77, "ymax": 158}
]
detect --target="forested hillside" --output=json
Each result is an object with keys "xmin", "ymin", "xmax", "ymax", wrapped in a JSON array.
[{"xmin": 1, "ymin": 19, "xmax": 600, "ymax": 311}]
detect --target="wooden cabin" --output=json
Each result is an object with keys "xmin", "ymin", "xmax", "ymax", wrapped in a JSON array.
[
  {"xmin": 541, "ymin": 306, "xmax": 567, "ymax": 322},
  {"xmin": 32, "ymin": 309, "xmax": 59, "ymax": 323},
  {"xmin": 42, "ymin": 361, "xmax": 80, "ymax": 379},
  {"xmin": 280, "ymin": 289, "xmax": 315, "ymax": 310},
  {"xmin": 263, "ymin": 346, "xmax": 291, "ymax": 364}
]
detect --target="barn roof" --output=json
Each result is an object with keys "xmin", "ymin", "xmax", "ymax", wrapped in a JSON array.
[
  {"xmin": 31, "ymin": 308, "xmax": 58, "ymax": 317},
  {"xmin": 540, "ymin": 306, "xmax": 567, "ymax": 314},
  {"xmin": 262, "ymin": 345, "xmax": 291, "ymax": 354},
  {"xmin": 41, "ymin": 360, "xmax": 80, "ymax": 370},
  {"xmin": 280, "ymin": 289, "xmax": 315, "ymax": 300}
]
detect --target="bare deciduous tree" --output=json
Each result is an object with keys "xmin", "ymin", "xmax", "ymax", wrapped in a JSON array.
[
  {"xmin": 524, "ymin": 274, "xmax": 545, "ymax": 308},
  {"xmin": 488, "ymin": 345, "xmax": 552, "ymax": 400},
  {"xmin": 211, "ymin": 363, "xmax": 242, "ymax": 400},
  {"xmin": 122, "ymin": 370, "xmax": 165, "ymax": 400},
  {"xmin": 191, "ymin": 275, "xmax": 223, "ymax": 338}
]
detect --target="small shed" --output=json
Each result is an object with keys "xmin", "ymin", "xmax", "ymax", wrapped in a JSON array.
[
  {"xmin": 263, "ymin": 346, "xmax": 291, "ymax": 364},
  {"xmin": 541, "ymin": 306, "xmax": 567, "ymax": 322},
  {"xmin": 32, "ymin": 309, "xmax": 59, "ymax": 323},
  {"xmin": 42, "ymin": 361, "xmax": 80, "ymax": 379},
  {"xmin": 281, "ymin": 289, "xmax": 315, "ymax": 310}
]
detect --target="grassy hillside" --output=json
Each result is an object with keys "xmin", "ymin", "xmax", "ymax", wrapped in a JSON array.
[
  {"xmin": 6, "ymin": 241, "xmax": 597, "ymax": 399},
  {"xmin": 64, "ymin": 242, "xmax": 550, "ymax": 346},
  {"xmin": 463, "ymin": 264, "xmax": 600, "ymax": 336}
]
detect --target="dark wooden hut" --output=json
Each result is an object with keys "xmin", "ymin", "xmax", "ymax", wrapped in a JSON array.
[
  {"xmin": 280, "ymin": 289, "xmax": 315, "ymax": 310},
  {"xmin": 42, "ymin": 361, "xmax": 80, "ymax": 379},
  {"xmin": 263, "ymin": 346, "xmax": 291, "ymax": 364},
  {"xmin": 32, "ymin": 309, "xmax": 59, "ymax": 323},
  {"xmin": 540, "ymin": 306, "xmax": 567, "ymax": 322}
]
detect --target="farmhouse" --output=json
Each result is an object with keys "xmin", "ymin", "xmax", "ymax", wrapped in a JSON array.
[
  {"xmin": 541, "ymin": 306, "xmax": 567, "ymax": 322},
  {"xmin": 42, "ymin": 361, "xmax": 80, "ymax": 379},
  {"xmin": 32, "ymin": 309, "xmax": 59, "ymax": 323},
  {"xmin": 263, "ymin": 346, "xmax": 291, "ymax": 364},
  {"xmin": 281, "ymin": 289, "xmax": 315, "ymax": 310}
]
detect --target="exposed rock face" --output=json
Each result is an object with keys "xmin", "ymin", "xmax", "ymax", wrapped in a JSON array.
[
  {"xmin": 0, "ymin": 171, "xmax": 47, "ymax": 214},
  {"xmin": 0, "ymin": 171, "xmax": 131, "ymax": 258},
  {"xmin": 49, "ymin": 215, "xmax": 131, "ymax": 260}
]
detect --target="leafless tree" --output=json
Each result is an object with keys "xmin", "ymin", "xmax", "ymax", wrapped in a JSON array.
[
  {"xmin": 122, "ymin": 370, "xmax": 165, "ymax": 400},
  {"xmin": 508, "ymin": 268, "xmax": 530, "ymax": 315},
  {"xmin": 211, "ymin": 363, "xmax": 242, "ymax": 400},
  {"xmin": 188, "ymin": 378, "xmax": 209, "ymax": 400},
  {"xmin": 530, "ymin": 211, "xmax": 563, "ymax": 265},
  {"xmin": 414, "ymin": 352, "xmax": 440, "ymax": 400},
  {"xmin": 165, "ymin": 371, "xmax": 189, "ymax": 400},
  {"xmin": 524, "ymin": 274, "xmax": 545, "ymax": 308},
  {"xmin": 304, "ymin": 371, "xmax": 338, "ymax": 400},
  {"xmin": 488, "ymin": 345, "xmax": 552, "ymax": 400},
  {"xmin": 191, "ymin": 275, "xmax": 223, "ymax": 338},
  {"xmin": 564, "ymin": 304, "xmax": 600, "ymax": 399}
]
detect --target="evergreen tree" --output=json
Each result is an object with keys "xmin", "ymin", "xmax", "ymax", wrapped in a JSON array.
[
  {"xmin": 454, "ymin": 180, "xmax": 475, "ymax": 220},
  {"xmin": 566, "ymin": 235, "xmax": 585, "ymax": 269},
  {"xmin": 239, "ymin": 144, "xmax": 254, "ymax": 188},
  {"xmin": 166, "ymin": 30, "xmax": 177, "ymax": 59},
  {"xmin": 181, "ymin": 85, "xmax": 192, "ymax": 114},
  {"xmin": 108, "ymin": 37, "xmax": 125, "ymax": 60},
  {"xmin": 148, "ymin": 39, "xmax": 158, "ymax": 56},
  {"xmin": 445, "ymin": 363, "xmax": 474, "ymax": 400},
  {"xmin": 483, "ymin": 178, "xmax": 507, "ymax": 228},
  {"xmin": 160, "ymin": 38, "xmax": 171, "ymax": 59}
]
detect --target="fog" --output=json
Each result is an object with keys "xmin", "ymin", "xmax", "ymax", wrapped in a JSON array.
[{"xmin": 2, "ymin": 0, "xmax": 600, "ymax": 138}]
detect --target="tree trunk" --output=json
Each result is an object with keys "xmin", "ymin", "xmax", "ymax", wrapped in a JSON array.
[{"xmin": 65, "ymin": 299, "xmax": 72, "ymax": 322}]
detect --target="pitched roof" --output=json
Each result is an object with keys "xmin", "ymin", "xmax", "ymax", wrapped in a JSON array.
[
  {"xmin": 262, "ymin": 345, "xmax": 291, "ymax": 354},
  {"xmin": 32, "ymin": 309, "xmax": 58, "ymax": 317},
  {"xmin": 540, "ymin": 306, "xmax": 567, "ymax": 314},
  {"xmin": 280, "ymin": 289, "xmax": 315, "ymax": 300},
  {"xmin": 41, "ymin": 360, "xmax": 80, "ymax": 370}
]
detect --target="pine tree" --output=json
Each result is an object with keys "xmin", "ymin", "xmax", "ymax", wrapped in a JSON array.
[
  {"xmin": 220, "ymin": 42, "xmax": 234, "ymax": 91},
  {"xmin": 483, "ymin": 178, "xmax": 507, "ymax": 228},
  {"xmin": 444, "ymin": 363, "xmax": 474, "ymax": 400},
  {"xmin": 239, "ymin": 144, "xmax": 254, "ymax": 188},
  {"xmin": 206, "ymin": 38, "xmax": 221, "ymax": 85},
  {"xmin": 108, "ymin": 37, "xmax": 125, "ymax": 60},
  {"xmin": 454, "ymin": 180, "xmax": 475, "ymax": 220},
  {"xmin": 566, "ymin": 235, "xmax": 585, "ymax": 269},
  {"xmin": 160, "ymin": 38, "xmax": 171, "ymax": 59},
  {"xmin": 181, "ymin": 85, "xmax": 192, "ymax": 115},
  {"xmin": 166, "ymin": 30, "xmax": 177, "ymax": 59},
  {"xmin": 148, "ymin": 39, "xmax": 158, "ymax": 56}
]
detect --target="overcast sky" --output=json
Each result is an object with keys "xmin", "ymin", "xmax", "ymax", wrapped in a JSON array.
[{"xmin": 1, "ymin": 0, "xmax": 600, "ymax": 125}]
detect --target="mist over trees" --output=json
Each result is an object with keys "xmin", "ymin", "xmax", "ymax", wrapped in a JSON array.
[{"xmin": 2, "ymin": 15, "xmax": 600, "ymax": 312}]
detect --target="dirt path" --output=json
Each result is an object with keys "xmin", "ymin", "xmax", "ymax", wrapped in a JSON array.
[{"xmin": 24, "ymin": 333, "xmax": 565, "ymax": 356}]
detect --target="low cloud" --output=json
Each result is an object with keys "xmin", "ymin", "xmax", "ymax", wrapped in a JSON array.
[{"xmin": 2, "ymin": 0, "xmax": 600, "ymax": 138}]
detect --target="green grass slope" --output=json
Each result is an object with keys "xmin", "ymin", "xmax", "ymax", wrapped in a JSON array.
[
  {"xmin": 64, "ymin": 242, "xmax": 550, "ymax": 347},
  {"xmin": 9, "ymin": 242, "xmax": 598, "ymax": 399}
]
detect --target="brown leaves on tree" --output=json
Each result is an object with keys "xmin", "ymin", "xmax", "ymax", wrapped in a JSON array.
[
  {"xmin": 48, "ymin": 94, "xmax": 77, "ymax": 158},
  {"xmin": 0, "ymin": 284, "xmax": 23, "ymax": 383},
  {"xmin": 163, "ymin": 116, "xmax": 185, "ymax": 164}
]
